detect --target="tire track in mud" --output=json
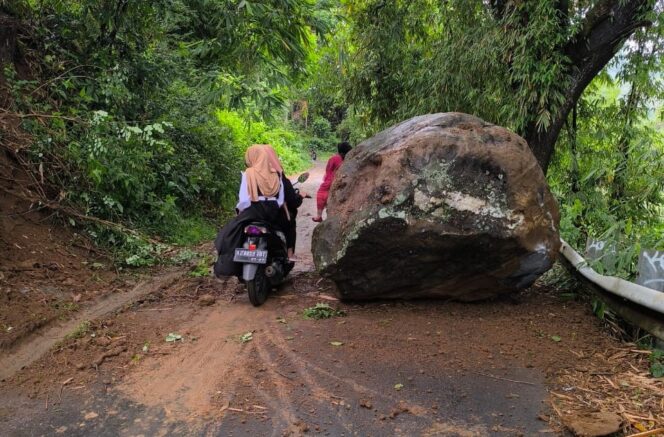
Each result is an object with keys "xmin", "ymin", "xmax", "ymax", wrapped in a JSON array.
[
  {"xmin": 252, "ymin": 330, "xmax": 526, "ymax": 436},
  {"xmin": 247, "ymin": 340, "xmax": 308, "ymax": 437},
  {"xmin": 118, "ymin": 301, "xmax": 258, "ymax": 422},
  {"xmin": 235, "ymin": 327, "xmax": 437, "ymax": 434},
  {"xmin": 256, "ymin": 330, "xmax": 355, "ymax": 433},
  {"xmin": 208, "ymin": 329, "xmax": 357, "ymax": 436},
  {"xmin": 268, "ymin": 329, "xmax": 433, "ymax": 418},
  {"xmin": 0, "ymin": 269, "xmax": 183, "ymax": 381}
]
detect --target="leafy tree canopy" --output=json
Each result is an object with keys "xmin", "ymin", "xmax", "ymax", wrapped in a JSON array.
[{"xmin": 341, "ymin": 0, "xmax": 661, "ymax": 170}]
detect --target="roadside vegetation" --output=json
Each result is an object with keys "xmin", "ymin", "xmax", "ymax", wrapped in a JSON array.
[
  {"xmin": 0, "ymin": 0, "xmax": 341, "ymax": 265},
  {"xmin": 1, "ymin": 0, "xmax": 663, "ymax": 278}
]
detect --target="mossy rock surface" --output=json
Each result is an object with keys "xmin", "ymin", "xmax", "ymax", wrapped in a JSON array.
[{"xmin": 312, "ymin": 112, "xmax": 560, "ymax": 301}]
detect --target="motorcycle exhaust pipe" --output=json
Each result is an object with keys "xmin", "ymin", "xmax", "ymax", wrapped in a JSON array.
[{"xmin": 265, "ymin": 263, "xmax": 284, "ymax": 283}]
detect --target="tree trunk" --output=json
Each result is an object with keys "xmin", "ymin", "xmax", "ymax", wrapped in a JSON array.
[{"xmin": 525, "ymin": 0, "xmax": 654, "ymax": 172}]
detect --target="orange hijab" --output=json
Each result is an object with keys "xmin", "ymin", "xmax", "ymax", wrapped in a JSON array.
[
  {"xmin": 245, "ymin": 144, "xmax": 280, "ymax": 201},
  {"xmin": 261, "ymin": 144, "xmax": 292, "ymax": 220},
  {"xmin": 262, "ymin": 144, "xmax": 284, "ymax": 174}
]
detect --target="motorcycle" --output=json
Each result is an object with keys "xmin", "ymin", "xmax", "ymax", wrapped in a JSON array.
[{"xmin": 233, "ymin": 172, "xmax": 310, "ymax": 306}]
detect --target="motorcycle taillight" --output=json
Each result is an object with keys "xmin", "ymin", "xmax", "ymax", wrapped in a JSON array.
[
  {"xmin": 248, "ymin": 243, "xmax": 257, "ymax": 251},
  {"xmin": 245, "ymin": 225, "xmax": 266, "ymax": 236}
]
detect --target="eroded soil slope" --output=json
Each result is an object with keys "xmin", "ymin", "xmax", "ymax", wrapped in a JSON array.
[{"xmin": 0, "ymin": 149, "xmax": 135, "ymax": 350}]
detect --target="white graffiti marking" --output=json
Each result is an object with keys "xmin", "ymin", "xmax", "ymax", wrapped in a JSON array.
[
  {"xmin": 588, "ymin": 240, "xmax": 605, "ymax": 251},
  {"xmin": 644, "ymin": 251, "xmax": 664, "ymax": 271}
]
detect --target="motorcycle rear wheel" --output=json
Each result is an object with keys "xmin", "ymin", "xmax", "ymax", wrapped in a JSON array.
[{"xmin": 247, "ymin": 266, "xmax": 270, "ymax": 306}]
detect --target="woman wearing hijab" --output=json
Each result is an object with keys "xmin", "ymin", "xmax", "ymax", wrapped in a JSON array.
[
  {"xmin": 312, "ymin": 141, "xmax": 352, "ymax": 222},
  {"xmin": 236, "ymin": 144, "xmax": 284, "ymax": 213},
  {"xmin": 214, "ymin": 145, "xmax": 285, "ymax": 278}
]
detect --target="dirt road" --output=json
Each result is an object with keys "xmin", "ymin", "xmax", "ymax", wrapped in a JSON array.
[
  {"xmin": 291, "ymin": 159, "xmax": 325, "ymax": 274},
  {"xmin": 1, "ymin": 159, "xmax": 662, "ymax": 436}
]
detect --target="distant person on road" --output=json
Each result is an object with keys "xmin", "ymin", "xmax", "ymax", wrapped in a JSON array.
[{"xmin": 312, "ymin": 142, "xmax": 352, "ymax": 222}]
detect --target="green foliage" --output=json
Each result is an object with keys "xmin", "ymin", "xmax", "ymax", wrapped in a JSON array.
[
  {"xmin": 169, "ymin": 248, "xmax": 202, "ymax": 265},
  {"xmin": 305, "ymin": 116, "xmax": 338, "ymax": 151},
  {"xmin": 121, "ymin": 238, "xmax": 167, "ymax": 267},
  {"xmin": 216, "ymin": 110, "xmax": 309, "ymax": 173},
  {"xmin": 189, "ymin": 255, "xmax": 213, "ymax": 277},
  {"xmin": 168, "ymin": 217, "xmax": 217, "ymax": 247},
  {"xmin": 3, "ymin": 0, "xmax": 332, "ymax": 264},
  {"xmin": 82, "ymin": 225, "xmax": 166, "ymax": 267},
  {"xmin": 650, "ymin": 349, "xmax": 664, "ymax": 378},
  {"xmin": 592, "ymin": 299, "xmax": 610, "ymax": 321},
  {"xmin": 302, "ymin": 303, "xmax": 346, "ymax": 320},
  {"xmin": 548, "ymin": 23, "xmax": 664, "ymax": 279},
  {"xmin": 335, "ymin": 106, "xmax": 379, "ymax": 145},
  {"xmin": 66, "ymin": 321, "xmax": 91, "ymax": 340},
  {"xmin": 339, "ymin": 0, "xmax": 570, "ymax": 137},
  {"xmin": 311, "ymin": 117, "xmax": 332, "ymax": 139}
]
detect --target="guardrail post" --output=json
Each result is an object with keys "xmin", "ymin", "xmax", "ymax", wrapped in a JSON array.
[
  {"xmin": 585, "ymin": 238, "xmax": 617, "ymax": 273},
  {"xmin": 636, "ymin": 249, "xmax": 664, "ymax": 292}
]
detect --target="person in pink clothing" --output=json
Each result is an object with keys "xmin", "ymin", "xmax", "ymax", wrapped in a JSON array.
[{"xmin": 312, "ymin": 142, "xmax": 352, "ymax": 222}]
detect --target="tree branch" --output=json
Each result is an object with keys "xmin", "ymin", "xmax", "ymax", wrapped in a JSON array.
[{"xmin": 526, "ymin": 0, "xmax": 654, "ymax": 171}]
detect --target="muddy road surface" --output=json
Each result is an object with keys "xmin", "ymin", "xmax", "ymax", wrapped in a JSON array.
[{"xmin": 1, "ymin": 160, "xmax": 661, "ymax": 436}]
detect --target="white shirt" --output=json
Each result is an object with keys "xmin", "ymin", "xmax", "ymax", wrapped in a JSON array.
[{"xmin": 236, "ymin": 172, "xmax": 285, "ymax": 212}]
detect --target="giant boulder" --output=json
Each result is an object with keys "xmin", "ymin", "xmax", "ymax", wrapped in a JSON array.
[{"xmin": 312, "ymin": 113, "xmax": 560, "ymax": 301}]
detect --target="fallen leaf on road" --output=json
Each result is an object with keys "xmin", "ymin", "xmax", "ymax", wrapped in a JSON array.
[
  {"xmin": 394, "ymin": 383, "xmax": 403, "ymax": 391},
  {"xmin": 330, "ymin": 341, "xmax": 343, "ymax": 347},
  {"xmin": 240, "ymin": 332, "xmax": 253, "ymax": 343},
  {"xmin": 165, "ymin": 333, "xmax": 182, "ymax": 342}
]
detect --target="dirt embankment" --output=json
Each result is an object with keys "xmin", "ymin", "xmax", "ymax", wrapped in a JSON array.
[
  {"xmin": 0, "ymin": 147, "xmax": 141, "ymax": 351},
  {"xmin": 1, "ymin": 28, "xmax": 145, "ymax": 354}
]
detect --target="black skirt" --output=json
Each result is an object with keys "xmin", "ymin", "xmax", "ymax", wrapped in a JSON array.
[{"xmin": 213, "ymin": 201, "xmax": 280, "ymax": 278}]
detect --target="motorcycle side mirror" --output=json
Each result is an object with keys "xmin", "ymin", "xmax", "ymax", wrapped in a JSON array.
[{"xmin": 297, "ymin": 172, "xmax": 310, "ymax": 184}]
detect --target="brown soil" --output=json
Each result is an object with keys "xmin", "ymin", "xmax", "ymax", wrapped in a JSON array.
[
  {"xmin": 0, "ymin": 148, "xmax": 135, "ymax": 351},
  {"xmin": 6, "ymin": 271, "xmax": 661, "ymax": 435},
  {"xmin": 290, "ymin": 161, "xmax": 324, "ymax": 273},
  {"xmin": 0, "ymin": 160, "xmax": 662, "ymax": 436}
]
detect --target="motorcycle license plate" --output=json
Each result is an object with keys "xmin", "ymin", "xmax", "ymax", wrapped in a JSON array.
[{"xmin": 234, "ymin": 248, "xmax": 268, "ymax": 264}]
